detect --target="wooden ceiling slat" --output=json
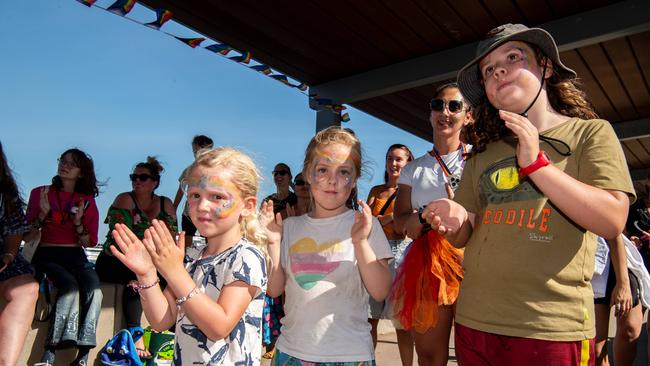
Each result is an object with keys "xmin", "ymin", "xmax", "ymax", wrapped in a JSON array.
[
  {"xmin": 560, "ymin": 50, "xmax": 619, "ymax": 121},
  {"xmin": 545, "ymin": 0, "xmax": 582, "ymax": 18},
  {"xmin": 359, "ymin": 94, "xmax": 424, "ymax": 128},
  {"xmin": 349, "ymin": 2, "xmax": 432, "ymax": 55},
  {"xmin": 602, "ymin": 37, "xmax": 650, "ymax": 117},
  {"xmin": 416, "ymin": 0, "xmax": 480, "ymax": 41},
  {"xmin": 246, "ymin": 1, "xmax": 379, "ymax": 74},
  {"xmin": 623, "ymin": 140, "xmax": 650, "ymax": 169},
  {"xmin": 207, "ymin": 2, "xmax": 349, "ymax": 80},
  {"xmin": 379, "ymin": 0, "xmax": 447, "ymax": 48},
  {"xmin": 622, "ymin": 143, "xmax": 643, "ymax": 168},
  {"xmin": 481, "ymin": 0, "xmax": 526, "ymax": 25},
  {"xmin": 515, "ymin": 0, "xmax": 553, "ymax": 25},
  {"xmin": 579, "ymin": 44, "xmax": 638, "ymax": 121},
  {"xmin": 450, "ymin": 0, "xmax": 497, "ymax": 36},
  {"xmin": 629, "ymin": 32, "xmax": 650, "ymax": 103},
  {"xmin": 320, "ymin": 0, "xmax": 411, "ymax": 61},
  {"xmin": 352, "ymin": 100, "xmax": 429, "ymax": 139}
]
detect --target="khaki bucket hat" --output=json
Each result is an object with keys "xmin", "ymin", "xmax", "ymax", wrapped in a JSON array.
[{"xmin": 457, "ymin": 23, "xmax": 576, "ymax": 107}]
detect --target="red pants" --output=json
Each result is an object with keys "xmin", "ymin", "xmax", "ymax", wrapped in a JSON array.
[{"xmin": 455, "ymin": 323, "xmax": 594, "ymax": 366}]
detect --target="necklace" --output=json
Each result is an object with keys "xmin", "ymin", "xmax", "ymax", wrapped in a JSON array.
[
  {"xmin": 55, "ymin": 189, "xmax": 76, "ymax": 225},
  {"xmin": 431, "ymin": 144, "xmax": 468, "ymax": 192}
]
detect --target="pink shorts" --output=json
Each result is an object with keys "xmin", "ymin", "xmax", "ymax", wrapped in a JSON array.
[{"xmin": 455, "ymin": 323, "xmax": 594, "ymax": 366}]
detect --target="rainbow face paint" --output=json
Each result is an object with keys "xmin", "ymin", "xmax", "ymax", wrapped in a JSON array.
[
  {"xmin": 184, "ymin": 175, "xmax": 239, "ymax": 219},
  {"xmin": 311, "ymin": 146, "xmax": 356, "ymax": 188}
]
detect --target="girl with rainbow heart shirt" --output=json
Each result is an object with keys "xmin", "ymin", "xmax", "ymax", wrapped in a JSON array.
[
  {"xmin": 109, "ymin": 148, "xmax": 267, "ymax": 365},
  {"xmin": 263, "ymin": 126, "xmax": 393, "ymax": 365}
]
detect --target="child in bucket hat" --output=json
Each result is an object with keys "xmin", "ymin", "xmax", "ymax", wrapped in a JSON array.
[{"xmin": 419, "ymin": 23, "xmax": 636, "ymax": 365}]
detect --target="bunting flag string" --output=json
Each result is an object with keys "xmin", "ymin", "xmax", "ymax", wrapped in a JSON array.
[
  {"xmin": 76, "ymin": 0, "xmax": 97, "ymax": 7},
  {"xmin": 72, "ymin": 0, "xmax": 351, "ymax": 122},
  {"xmin": 205, "ymin": 43, "xmax": 233, "ymax": 56},
  {"xmin": 106, "ymin": 0, "xmax": 136, "ymax": 16},
  {"xmin": 144, "ymin": 8, "xmax": 173, "ymax": 29},
  {"xmin": 173, "ymin": 36, "xmax": 205, "ymax": 48}
]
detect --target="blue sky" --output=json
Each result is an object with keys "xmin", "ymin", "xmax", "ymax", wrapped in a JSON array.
[{"xmin": 1, "ymin": 0, "xmax": 431, "ymax": 240}]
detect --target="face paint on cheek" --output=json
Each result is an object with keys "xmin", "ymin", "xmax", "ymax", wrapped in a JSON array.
[
  {"xmin": 214, "ymin": 198, "xmax": 238, "ymax": 218},
  {"xmin": 185, "ymin": 175, "xmax": 240, "ymax": 218}
]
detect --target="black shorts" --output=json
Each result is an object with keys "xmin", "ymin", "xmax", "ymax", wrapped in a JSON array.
[
  {"xmin": 594, "ymin": 268, "xmax": 641, "ymax": 307},
  {"xmin": 181, "ymin": 214, "xmax": 197, "ymax": 236}
]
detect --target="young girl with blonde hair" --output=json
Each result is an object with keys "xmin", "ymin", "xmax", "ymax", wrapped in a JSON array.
[
  {"xmin": 263, "ymin": 126, "xmax": 393, "ymax": 365},
  {"xmin": 110, "ymin": 147, "xmax": 268, "ymax": 365}
]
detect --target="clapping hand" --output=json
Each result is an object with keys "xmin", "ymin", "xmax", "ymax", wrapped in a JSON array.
[
  {"xmin": 110, "ymin": 223, "xmax": 156, "ymax": 277},
  {"xmin": 260, "ymin": 200, "xmax": 282, "ymax": 247},
  {"xmin": 142, "ymin": 220, "xmax": 186, "ymax": 281}
]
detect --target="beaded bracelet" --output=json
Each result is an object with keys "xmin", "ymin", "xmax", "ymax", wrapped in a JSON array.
[
  {"xmin": 176, "ymin": 286, "xmax": 201, "ymax": 307},
  {"xmin": 127, "ymin": 278, "xmax": 160, "ymax": 293}
]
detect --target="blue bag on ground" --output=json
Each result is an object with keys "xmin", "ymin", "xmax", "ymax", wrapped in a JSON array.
[{"xmin": 99, "ymin": 328, "xmax": 144, "ymax": 366}]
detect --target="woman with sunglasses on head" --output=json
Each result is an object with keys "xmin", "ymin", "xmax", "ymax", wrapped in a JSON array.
[
  {"xmin": 26, "ymin": 148, "xmax": 102, "ymax": 366},
  {"xmin": 367, "ymin": 144, "xmax": 414, "ymax": 366},
  {"xmin": 392, "ymin": 83, "xmax": 472, "ymax": 366},
  {"xmin": 95, "ymin": 156, "xmax": 177, "ymax": 361}
]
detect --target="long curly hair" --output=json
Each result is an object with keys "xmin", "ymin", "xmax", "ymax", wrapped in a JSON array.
[
  {"xmin": 52, "ymin": 148, "xmax": 100, "ymax": 197},
  {"xmin": 466, "ymin": 43, "xmax": 598, "ymax": 155}
]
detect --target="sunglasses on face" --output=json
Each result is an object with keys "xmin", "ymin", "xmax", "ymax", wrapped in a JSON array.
[
  {"xmin": 130, "ymin": 173, "xmax": 154, "ymax": 182},
  {"xmin": 294, "ymin": 179, "xmax": 307, "ymax": 186},
  {"xmin": 430, "ymin": 99, "xmax": 464, "ymax": 113},
  {"xmin": 57, "ymin": 158, "xmax": 78, "ymax": 168},
  {"xmin": 273, "ymin": 170, "xmax": 289, "ymax": 177}
]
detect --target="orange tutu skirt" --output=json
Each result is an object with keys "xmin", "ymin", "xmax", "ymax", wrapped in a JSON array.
[{"xmin": 390, "ymin": 230, "xmax": 464, "ymax": 333}]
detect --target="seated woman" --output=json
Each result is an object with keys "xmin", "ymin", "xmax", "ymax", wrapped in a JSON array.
[
  {"xmin": 94, "ymin": 156, "xmax": 177, "ymax": 360},
  {"xmin": 27, "ymin": 148, "xmax": 102, "ymax": 366},
  {"xmin": 0, "ymin": 142, "xmax": 39, "ymax": 366}
]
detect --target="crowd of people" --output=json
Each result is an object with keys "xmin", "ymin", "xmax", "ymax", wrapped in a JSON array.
[{"xmin": 0, "ymin": 23, "xmax": 649, "ymax": 366}]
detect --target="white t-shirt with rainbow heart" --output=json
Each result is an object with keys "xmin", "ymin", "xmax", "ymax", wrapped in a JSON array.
[{"xmin": 276, "ymin": 209, "xmax": 392, "ymax": 362}]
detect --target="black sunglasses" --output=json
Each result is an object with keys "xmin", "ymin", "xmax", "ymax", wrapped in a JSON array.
[
  {"xmin": 130, "ymin": 173, "xmax": 154, "ymax": 182},
  {"xmin": 273, "ymin": 170, "xmax": 289, "ymax": 177},
  {"xmin": 430, "ymin": 99, "xmax": 464, "ymax": 113},
  {"xmin": 294, "ymin": 179, "xmax": 307, "ymax": 186}
]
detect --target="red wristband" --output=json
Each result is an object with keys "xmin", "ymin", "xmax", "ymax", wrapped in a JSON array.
[{"xmin": 518, "ymin": 150, "xmax": 551, "ymax": 178}]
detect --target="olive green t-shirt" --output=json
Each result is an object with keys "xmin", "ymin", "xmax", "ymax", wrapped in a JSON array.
[{"xmin": 454, "ymin": 118, "xmax": 635, "ymax": 341}]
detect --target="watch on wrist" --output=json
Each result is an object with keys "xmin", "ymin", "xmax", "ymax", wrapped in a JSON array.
[
  {"xmin": 417, "ymin": 208, "xmax": 427, "ymax": 225},
  {"xmin": 519, "ymin": 150, "xmax": 552, "ymax": 178}
]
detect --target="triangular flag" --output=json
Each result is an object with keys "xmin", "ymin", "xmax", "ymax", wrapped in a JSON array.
[
  {"xmin": 76, "ymin": 0, "xmax": 97, "ymax": 6},
  {"xmin": 228, "ymin": 51, "xmax": 251, "ymax": 64},
  {"xmin": 107, "ymin": 0, "xmax": 136, "ymax": 16},
  {"xmin": 174, "ymin": 36, "xmax": 205, "ymax": 48},
  {"xmin": 144, "ymin": 9, "xmax": 173, "ymax": 29},
  {"xmin": 205, "ymin": 43, "xmax": 232, "ymax": 56},
  {"xmin": 270, "ymin": 74, "xmax": 291, "ymax": 85},
  {"xmin": 250, "ymin": 64, "xmax": 272, "ymax": 75},
  {"xmin": 296, "ymin": 83, "xmax": 308, "ymax": 91}
]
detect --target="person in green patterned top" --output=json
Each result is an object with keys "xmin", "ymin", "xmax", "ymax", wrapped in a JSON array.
[{"xmin": 95, "ymin": 156, "xmax": 177, "ymax": 361}]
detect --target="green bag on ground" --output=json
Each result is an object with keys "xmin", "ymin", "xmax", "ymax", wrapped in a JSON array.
[{"xmin": 142, "ymin": 327, "xmax": 175, "ymax": 366}]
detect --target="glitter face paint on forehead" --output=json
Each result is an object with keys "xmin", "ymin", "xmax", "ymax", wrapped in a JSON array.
[
  {"xmin": 311, "ymin": 146, "xmax": 356, "ymax": 188},
  {"xmin": 480, "ymin": 41, "xmax": 535, "ymax": 79},
  {"xmin": 184, "ymin": 175, "xmax": 239, "ymax": 219}
]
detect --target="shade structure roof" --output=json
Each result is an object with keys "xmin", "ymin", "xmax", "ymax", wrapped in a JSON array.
[{"xmin": 138, "ymin": 0, "xmax": 650, "ymax": 185}]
